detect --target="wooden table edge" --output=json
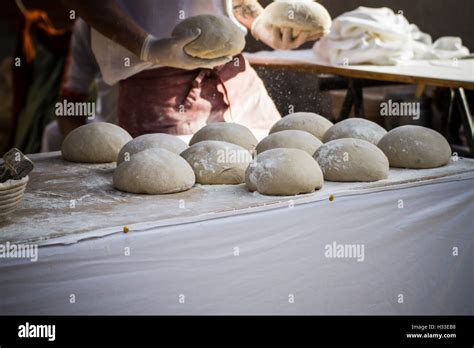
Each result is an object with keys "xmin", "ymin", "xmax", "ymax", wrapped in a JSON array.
[{"xmin": 250, "ymin": 61, "xmax": 474, "ymax": 90}]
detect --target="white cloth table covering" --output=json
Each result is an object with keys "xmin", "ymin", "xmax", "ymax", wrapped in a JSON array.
[{"xmin": 1, "ymin": 173, "xmax": 472, "ymax": 315}]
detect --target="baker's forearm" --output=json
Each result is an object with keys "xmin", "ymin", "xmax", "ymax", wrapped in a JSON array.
[
  {"xmin": 60, "ymin": 0, "xmax": 148, "ymax": 57},
  {"xmin": 232, "ymin": 0, "xmax": 264, "ymax": 29}
]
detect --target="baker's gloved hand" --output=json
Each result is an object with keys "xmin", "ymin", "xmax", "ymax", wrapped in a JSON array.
[
  {"xmin": 141, "ymin": 29, "xmax": 232, "ymax": 70},
  {"xmin": 251, "ymin": 16, "xmax": 310, "ymax": 50}
]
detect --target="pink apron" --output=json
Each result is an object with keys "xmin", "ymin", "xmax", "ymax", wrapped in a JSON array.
[{"xmin": 117, "ymin": 55, "xmax": 280, "ymax": 137}]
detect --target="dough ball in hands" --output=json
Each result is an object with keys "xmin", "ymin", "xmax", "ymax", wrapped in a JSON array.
[
  {"xmin": 256, "ymin": 130, "xmax": 322, "ymax": 155},
  {"xmin": 257, "ymin": 0, "xmax": 332, "ymax": 40},
  {"xmin": 314, "ymin": 138, "xmax": 389, "ymax": 182},
  {"xmin": 377, "ymin": 125, "xmax": 451, "ymax": 169},
  {"xmin": 323, "ymin": 118, "xmax": 387, "ymax": 145},
  {"xmin": 189, "ymin": 123, "xmax": 258, "ymax": 151},
  {"xmin": 181, "ymin": 141, "xmax": 252, "ymax": 185},
  {"xmin": 270, "ymin": 112, "xmax": 333, "ymax": 141},
  {"xmin": 172, "ymin": 14, "xmax": 246, "ymax": 59},
  {"xmin": 62, "ymin": 122, "xmax": 132, "ymax": 163},
  {"xmin": 113, "ymin": 148, "xmax": 195, "ymax": 194},
  {"xmin": 117, "ymin": 133, "xmax": 188, "ymax": 164},
  {"xmin": 246, "ymin": 148, "xmax": 323, "ymax": 196}
]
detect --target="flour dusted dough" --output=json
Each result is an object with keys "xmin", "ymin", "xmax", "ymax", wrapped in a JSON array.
[
  {"xmin": 189, "ymin": 123, "xmax": 258, "ymax": 151},
  {"xmin": 323, "ymin": 118, "xmax": 387, "ymax": 145},
  {"xmin": 270, "ymin": 112, "xmax": 333, "ymax": 140},
  {"xmin": 114, "ymin": 148, "xmax": 195, "ymax": 194},
  {"xmin": 256, "ymin": 130, "xmax": 322, "ymax": 155},
  {"xmin": 377, "ymin": 125, "xmax": 451, "ymax": 169},
  {"xmin": 314, "ymin": 138, "xmax": 389, "ymax": 182},
  {"xmin": 117, "ymin": 133, "xmax": 188, "ymax": 164},
  {"xmin": 246, "ymin": 148, "xmax": 323, "ymax": 196},
  {"xmin": 172, "ymin": 14, "xmax": 246, "ymax": 59},
  {"xmin": 257, "ymin": 0, "xmax": 332, "ymax": 40},
  {"xmin": 181, "ymin": 141, "xmax": 252, "ymax": 185},
  {"xmin": 62, "ymin": 122, "xmax": 132, "ymax": 163}
]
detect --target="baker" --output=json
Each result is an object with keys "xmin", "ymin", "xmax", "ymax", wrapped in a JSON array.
[{"xmin": 59, "ymin": 0, "xmax": 319, "ymax": 137}]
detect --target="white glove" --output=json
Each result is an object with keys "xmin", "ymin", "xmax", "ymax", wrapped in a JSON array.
[
  {"xmin": 141, "ymin": 29, "xmax": 232, "ymax": 70},
  {"xmin": 251, "ymin": 15, "xmax": 310, "ymax": 50}
]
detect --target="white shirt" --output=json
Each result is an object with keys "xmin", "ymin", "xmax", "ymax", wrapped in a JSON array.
[{"xmin": 91, "ymin": 0, "xmax": 246, "ymax": 85}]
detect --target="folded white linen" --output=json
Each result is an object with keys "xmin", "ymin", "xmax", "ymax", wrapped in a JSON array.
[{"xmin": 313, "ymin": 6, "xmax": 470, "ymax": 65}]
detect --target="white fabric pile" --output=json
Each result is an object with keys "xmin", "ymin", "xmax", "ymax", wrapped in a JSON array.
[{"xmin": 313, "ymin": 6, "xmax": 470, "ymax": 65}]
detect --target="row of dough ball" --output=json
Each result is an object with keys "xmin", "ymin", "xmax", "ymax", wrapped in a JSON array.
[
  {"xmin": 188, "ymin": 124, "xmax": 321, "ymax": 195},
  {"xmin": 267, "ymin": 112, "xmax": 451, "ymax": 169},
  {"xmin": 116, "ymin": 123, "xmax": 257, "ymax": 193},
  {"xmin": 60, "ymin": 122, "xmax": 315, "ymax": 196},
  {"xmin": 61, "ymin": 114, "xmax": 451, "ymax": 196},
  {"xmin": 183, "ymin": 113, "xmax": 451, "ymax": 194},
  {"xmin": 61, "ymin": 123, "xmax": 256, "ymax": 194}
]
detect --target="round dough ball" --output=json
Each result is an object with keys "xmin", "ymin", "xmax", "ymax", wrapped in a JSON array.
[
  {"xmin": 256, "ymin": 130, "xmax": 322, "ymax": 155},
  {"xmin": 270, "ymin": 112, "xmax": 333, "ymax": 140},
  {"xmin": 181, "ymin": 141, "xmax": 252, "ymax": 185},
  {"xmin": 377, "ymin": 125, "xmax": 451, "ymax": 169},
  {"xmin": 314, "ymin": 138, "xmax": 389, "ymax": 182},
  {"xmin": 62, "ymin": 122, "xmax": 132, "ymax": 163},
  {"xmin": 258, "ymin": 0, "xmax": 332, "ymax": 40},
  {"xmin": 189, "ymin": 123, "xmax": 258, "ymax": 151},
  {"xmin": 117, "ymin": 133, "xmax": 188, "ymax": 165},
  {"xmin": 172, "ymin": 14, "xmax": 246, "ymax": 59},
  {"xmin": 323, "ymin": 118, "xmax": 387, "ymax": 145},
  {"xmin": 114, "ymin": 148, "xmax": 195, "ymax": 194},
  {"xmin": 246, "ymin": 148, "xmax": 323, "ymax": 196}
]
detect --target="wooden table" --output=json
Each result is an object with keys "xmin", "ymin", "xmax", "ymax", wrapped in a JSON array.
[
  {"xmin": 245, "ymin": 50, "xmax": 474, "ymax": 156},
  {"xmin": 1, "ymin": 152, "xmax": 474, "ymax": 246}
]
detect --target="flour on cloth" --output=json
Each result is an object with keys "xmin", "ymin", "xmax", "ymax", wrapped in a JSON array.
[{"xmin": 313, "ymin": 7, "xmax": 470, "ymax": 65}]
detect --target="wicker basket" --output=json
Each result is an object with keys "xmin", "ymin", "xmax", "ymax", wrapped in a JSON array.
[{"xmin": 0, "ymin": 176, "xmax": 29, "ymax": 217}]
